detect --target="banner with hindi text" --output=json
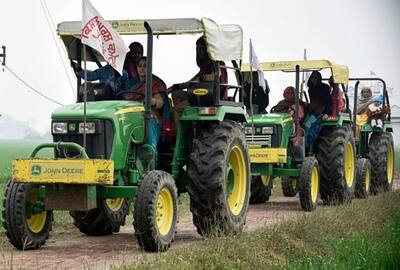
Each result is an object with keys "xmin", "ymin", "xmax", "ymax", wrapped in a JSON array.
[{"xmin": 81, "ymin": 0, "xmax": 128, "ymax": 75}]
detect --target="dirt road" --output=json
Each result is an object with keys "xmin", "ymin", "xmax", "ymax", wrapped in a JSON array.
[{"xmin": 1, "ymin": 180, "xmax": 399, "ymax": 269}]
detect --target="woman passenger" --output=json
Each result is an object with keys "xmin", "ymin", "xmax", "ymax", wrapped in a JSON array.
[
  {"xmin": 124, "ymin": 56, "xmax": 166, "ymax": 153},
  {"xmin": 357, "ymin": 86, "xmax": 373, "ymax": 114}
]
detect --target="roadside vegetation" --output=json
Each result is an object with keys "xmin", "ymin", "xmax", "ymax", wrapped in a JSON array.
[
  {"xmin": 0, "ymin": 140, "xmax": 399, "ymax": 268},
  {"xmin": 115, "ymin": 191, "xmax": 400, "ymax": 270}
]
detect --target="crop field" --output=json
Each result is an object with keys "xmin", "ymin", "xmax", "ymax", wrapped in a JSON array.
[{"xmin": 0, "ymin": 139, "xmax": 53, "ymax": 181}]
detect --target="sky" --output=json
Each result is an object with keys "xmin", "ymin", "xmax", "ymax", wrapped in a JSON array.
[{"xmin": 0, "ymin": 0, "xmax": 399, "ymax": 135}]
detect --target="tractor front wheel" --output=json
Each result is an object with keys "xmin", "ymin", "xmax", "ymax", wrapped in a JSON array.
[
  {"xmin": 299, "ymin": 157, "xmax": 319, "ymax": 211},
  {"xmin": 70, "ymin": 197, "xmax": 130, "ymax": 236},
  {"xmin": 355, "ymin": 158, "xmax": 371, "ymax": 199},
  {"xmin": 133, "ymin": 170, "xmax": 178, "ymax": 252},
  {"xmin": 281, "ymin": 176, "xmax": 298, "ymax": 197},
  {"xmin": 188, "ymin": 120, "xmax": 250, "ymax": 236},
  {"xmin": 250, "ymin": 175, "xmax": 273, "ymax": 204},
  {"xmin": 2, "ymin": 181, "xmax": 53, "ymax": 250}
]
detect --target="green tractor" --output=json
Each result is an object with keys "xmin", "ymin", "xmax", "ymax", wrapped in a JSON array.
[
  {"xmin": 2, "ymin": 18, "xmax": 250, "ymax": 252},
  {"xmin": 351, "ymin": 77, "xmax": 394, "ymax": 197},
  {"xmin": 241, "ymin": 60, "xmax": 357, "ymax": 210}
]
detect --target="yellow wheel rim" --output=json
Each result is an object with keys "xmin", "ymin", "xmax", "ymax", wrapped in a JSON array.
[
  {"xmin": 365, "ymin": 166, "xmax": 371, "ymax": 192},
  {"xmin": 387, "ymin": 145, "xmax": 394, "ymax": 184},
  {"xmin": 292, "ymin": 179, "xmax": 297, "ymax": 190},
  {"xmin": 105, "ymin": 198, "xmax": 125, "ymax": 211},
  {"xmin": 344, "ymin": 142, "xmax": 355, "ymax": 188},
  {"xmin": 311, "ymin": 166, "xmax": 319, "ymax": 203},
  {"xmin": 227, "ymin": 145, "xmax": 247, "ymax": 216},
  {"xmin": 156, "ymin": 187, "xmax": 174, "ymax": 236},
  {"xmin": 261, "ymin": 175, "xmax": 270, "ymax": 186},
  {"xmin": 26, "ymin": 189, "xmax": 47, "ymax": 234}
]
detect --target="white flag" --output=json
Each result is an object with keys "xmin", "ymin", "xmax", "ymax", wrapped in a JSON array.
[
  {"xmin": 81, "ymin": 0, "xmax": 128, "ymax": 75},
  {"xmin": 249, "ymin": 39, "xmax": 266, "ymax": 91},
  {"xmin": 303, "ymin": 48, "xmax": 310, "ymax": 86}
]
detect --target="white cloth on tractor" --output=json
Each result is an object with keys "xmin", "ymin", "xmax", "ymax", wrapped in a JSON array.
[{"xmin": 202, "ymin": 17, "xmax": 243, "ymax": 61}]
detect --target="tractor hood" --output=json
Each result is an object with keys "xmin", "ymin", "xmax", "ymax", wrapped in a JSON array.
[
  {"xmin": 51, "ymin": 101, "xmax": 145, "ymax": 170},
  {"xmin": 52, "ymin": 101, "xmax": 144, "ymax": 120},
  {"xmin": 246, "ymin": 113, "xmax": 293, "ymax": 126}
]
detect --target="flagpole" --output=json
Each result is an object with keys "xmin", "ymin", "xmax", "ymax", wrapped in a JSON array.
[
  {"xmin": 300, "ymin": 49, "xmax": 306, "ymax": 101},
  {"xmin": 83, "ymin": 44, "xmax": 87, "ymax": 150},
  {"xmin": 249, "ymin": 40, "xmax": 255, "ymax": 143}
]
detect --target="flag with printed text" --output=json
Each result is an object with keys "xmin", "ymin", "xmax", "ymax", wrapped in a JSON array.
[{"xmin": 81, "ymin": 0, "xmax": 128, "ymax": 75}]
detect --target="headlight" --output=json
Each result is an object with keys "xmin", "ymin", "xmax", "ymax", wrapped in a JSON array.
[
  {"xmin": 262, "ymin": 127, "xmax": 274, "ymax": 134},
  {"xmin": 245, "ymin": 126, "xmax": 255, "ymax": 134},
  {"xmin": 79, "ymin": 122, "xmax": 96, "ymax": 134},
  {"xmin": 52, "ymin": 122, "xmax": 68, "ymax": 134}
]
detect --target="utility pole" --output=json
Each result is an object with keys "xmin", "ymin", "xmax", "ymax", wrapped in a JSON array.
[{"xmin": 0, "ymin": 46, "xmax": 6, "ymax": 71}]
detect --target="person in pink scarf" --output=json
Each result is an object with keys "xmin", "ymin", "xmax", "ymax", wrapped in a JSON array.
[{"xmin": 123, "ymin": 42, "xmax": 143, "ymax": 79}]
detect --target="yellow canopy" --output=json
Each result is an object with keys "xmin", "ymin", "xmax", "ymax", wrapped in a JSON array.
[
  {"xmin": 57, "ymin": 18, "xmax": 243, "ymax": 62},
  {"xmin": 241, "ymin": 60, "xmax": 349, "ymax": 84},
  {"xmin": 57, "ymin": 18, "xmax": 204, "ymax": 36}
]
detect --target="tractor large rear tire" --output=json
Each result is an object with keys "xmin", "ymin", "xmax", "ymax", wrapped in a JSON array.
[
  {"xmin": 70, "ymin": 197, "xmax": 130, "ymax": 236},
  {"xmin": 2, "ymin": 181, "xmax": 53, "ymax": 250},
  {"xmin": 281, "ymin": 177, "xmax": 298, "ymax": 197},
  {"xmin": 355, "ymin": 158, "xmax": 371, "ymax": 199},
  {"xmin": 250, "ymin": 175, "xmax": 273, "ymax": 204},
  {"xmin": 188, "ymin": 120, "xmax": 250, "ymax": 236},
  {"xmin": 134, "ymin": 170, "xmax": 178, "ymax": 252},
  {"xmin": 368, "ymin": 132, "xmax": 394, "ymax": 194},
  {"xmin": 316, "ymin": 126, "xmax": 356, "ymax": 204}
]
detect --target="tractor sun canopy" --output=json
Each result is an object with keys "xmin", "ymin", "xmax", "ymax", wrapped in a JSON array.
[
  {"xmin": 57, "ymin": 17, "xmax": 243, "ymax": 62},
  {"xmin": 241, "ymin": 60, "xmax": 349, "ymax": 84}
]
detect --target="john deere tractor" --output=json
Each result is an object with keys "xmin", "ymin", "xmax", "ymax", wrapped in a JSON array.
[
  {"xmin": 241, "ymin": 60, "xmax": 356, "ymax": 210},
  {"xmin": 351, "ymin": 77, "xmax": 394, "ymax": 198},
  {"xmin": 2, "ymin": 18, "xmax": 250, "ymax": 252}
]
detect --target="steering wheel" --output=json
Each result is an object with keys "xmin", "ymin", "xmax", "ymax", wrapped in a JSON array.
[
  {"xmin": 115, "ymin": 90, "xmax": 145, "ymax": 100},
  {"xmin": 270, "ymin": 105, "xmax": 296, "ymax": 114},
  {"xmin": 270, "ymin": 105, "xmax": 283, "ymax": 113}
]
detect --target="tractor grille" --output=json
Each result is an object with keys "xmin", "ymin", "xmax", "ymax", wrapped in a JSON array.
[
  {"xmin": 245, "ymin": 134, "xmax": 272, "ymax": 147},
  {"xmin": 53, "ymin": 120, "xmax": 113, "ymax": 159}
]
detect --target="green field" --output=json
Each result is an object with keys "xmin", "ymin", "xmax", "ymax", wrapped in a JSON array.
[{"xmin": 0, "ymin": 139, "xmax": 53, "ymax": 181}]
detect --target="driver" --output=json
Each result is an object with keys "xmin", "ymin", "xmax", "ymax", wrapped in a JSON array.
[
  {"xmin": 170, "ymin": 36, "xmax": 228, "ymax": 120},
  {"xmin": 71, "ymin": 62, "xmax": 128, "ymax": 99},
  {"xmin": 271, "ymin": 86, "xmax": 305, "ymax": 121}
]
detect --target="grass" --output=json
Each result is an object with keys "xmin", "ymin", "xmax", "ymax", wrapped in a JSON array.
[
  {"xmin": 287, "ymin": 214, "xmax": 400, "ymax": 269},
  {"xmin": 113, "ymin": 191, "xmax": 400, "ymax": 270}
]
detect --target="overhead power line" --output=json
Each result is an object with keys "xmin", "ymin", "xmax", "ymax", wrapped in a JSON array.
[
  {"xmin": 40, "ymin": 0, "xmax": 76, "ymax": 99},
  {"xmin": 4, "ymin": 64, "xmax": 64, "ymax": 106}
]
